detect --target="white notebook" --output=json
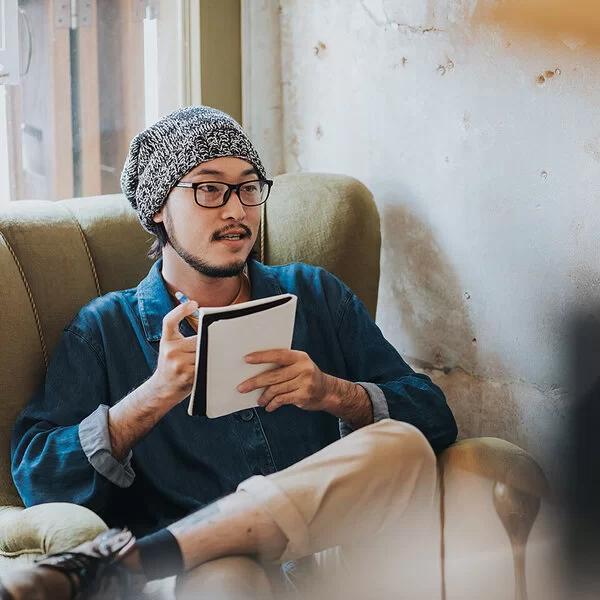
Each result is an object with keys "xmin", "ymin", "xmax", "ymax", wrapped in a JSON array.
[{"xmin": 187, "ymin": 293, "xmax": 297, "ymax": 418}]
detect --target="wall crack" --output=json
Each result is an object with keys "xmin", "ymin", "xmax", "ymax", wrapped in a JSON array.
[
  {"xmin": 358, "ymin": 0, "xmax": 444, "ymax": 34},
  {"xmin": 407, "ymin": 355, "xmax": 565, "ymax": 397}
]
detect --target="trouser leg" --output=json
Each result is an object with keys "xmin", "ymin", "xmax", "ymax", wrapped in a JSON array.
[
  {"xmin": 175, "ymin": 556, "xmax": 273, "ymax": 600},
  {"xmin": 238, "ymin": 418, "xmax": 438, "ymax": 563},
  {"xmin": 174, "ymin": 419, "xmax": 439, "ymax": 599}
]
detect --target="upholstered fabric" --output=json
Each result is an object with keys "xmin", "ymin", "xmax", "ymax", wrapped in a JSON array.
[
  {"xmin": 440, "ymin": 438, "xmax": 554, "ymax": 600},
  {"xmin": 0, "ymin": 504, "xmax": 107, "ymax": 571},
  {"xmin": 439, "ymin": 437, "xmax": 550, "ymax": 499},
  {"xmin": 59, "ymin": 195, "xmax": 153, "ymax": 296},
  {"xmin": 264, "ymin": 173, "xmax": 381, "ymax": 319}
]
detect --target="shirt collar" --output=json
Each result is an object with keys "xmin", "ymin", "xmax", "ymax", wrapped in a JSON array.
[
  {"xmin": 136, "ymin": 258, "xmax": 284, "ymax": 342},
  {"xmin": 137, "ymin": 259, "xmax": 178, "ymax": 342}
]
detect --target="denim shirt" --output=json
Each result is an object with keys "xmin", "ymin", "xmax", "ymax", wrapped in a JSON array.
[{"xmin": 11, "ymin": 259, "xmax": 457, "ymax": 537}]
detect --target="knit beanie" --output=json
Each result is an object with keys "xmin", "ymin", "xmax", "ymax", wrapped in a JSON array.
[{"xmin": 120, "ymin": 106, "xmax": 267, "ymax": 234}]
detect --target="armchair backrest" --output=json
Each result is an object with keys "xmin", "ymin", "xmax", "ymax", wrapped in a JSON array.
[{"xmin": 0, "ymin": 172, "xmax": 380, "ymax": 506}]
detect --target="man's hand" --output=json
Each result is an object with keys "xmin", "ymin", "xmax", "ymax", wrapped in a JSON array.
[
  {"xmin": 147, "ymin": 300, "xmax": 199, "ymax": 408},
  {"xmin": 237, "ymin": 349, "xmax": 374, "ymax": 429},
  {"xmin": 109, "ymin": 300, "xmax": 199, "ymax": 460},
  {"xmin": 237, "ymin": 349, "xmax": 330, "ymax": 412}
]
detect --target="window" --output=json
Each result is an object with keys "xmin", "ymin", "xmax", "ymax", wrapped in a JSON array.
[{"xmin": 0, "ymin": 0, "xmax": 199, "ymax": 203}]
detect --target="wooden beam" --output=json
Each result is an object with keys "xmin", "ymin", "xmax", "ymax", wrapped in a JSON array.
[
  {"xmin": 4, "ymin": 85, "xmax": 24, "ymax": 202},
  {"xmin": 48, "ymin": 0, "xmax": 74, "ymax": 200},
  {"xmin": 77, "ymin": 0, "xmax": 102, "ymax": 196},
  {"xmin": 119, "ymin": 0, "xmax": 145, "ymax": 157}
]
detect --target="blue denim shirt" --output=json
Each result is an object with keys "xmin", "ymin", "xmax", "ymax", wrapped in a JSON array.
[{"xmin": 11, "ymin": 259, "xmax": 457, "ymax": 537}]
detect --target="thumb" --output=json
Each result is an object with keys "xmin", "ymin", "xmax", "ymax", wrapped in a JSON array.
[{"xmin": 162, "ymin": 300, "xmax": 198, "ymax": 341}]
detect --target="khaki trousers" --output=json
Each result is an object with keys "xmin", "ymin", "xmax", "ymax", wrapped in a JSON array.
[{"xmin": 176, "ymin": 419, "xmax": 440, "ymax": 600}]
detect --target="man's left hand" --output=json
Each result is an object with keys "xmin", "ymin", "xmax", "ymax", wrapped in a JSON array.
[
  {"xmin": 237, "ymin": 349, "xmax": 330, "ymax": 413},
  {"xmin": 237, "ymin": 349, "xmax": 374, "ymax": 429}
]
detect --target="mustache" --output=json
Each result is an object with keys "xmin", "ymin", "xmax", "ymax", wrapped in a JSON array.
[{"xmin": 211, "ymin": 224, "xmax": 252, "ymax": 241}]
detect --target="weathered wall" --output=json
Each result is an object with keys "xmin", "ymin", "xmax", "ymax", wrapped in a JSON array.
[{"xmin": 275, "ymin": 0, "xmax": 600, "ymax": 480}]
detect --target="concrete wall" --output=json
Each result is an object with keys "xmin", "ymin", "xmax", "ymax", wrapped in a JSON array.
[{"xmin": 269, "ymin": 0, "xmax": 600, "ymax": 480}]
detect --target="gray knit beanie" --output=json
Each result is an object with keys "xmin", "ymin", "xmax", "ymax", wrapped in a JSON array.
[{"xmin": 120, "ymin": 106, "xmax": 267, "ymax": 234}]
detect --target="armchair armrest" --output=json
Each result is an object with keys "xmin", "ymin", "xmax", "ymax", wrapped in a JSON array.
[
  {"xmin": 0, "ymin": 503, "xmax": 108, "ymax": 559},
  {"xmin": 439, "ymin": 437, "xmax": 550, "ymax": 498},
  {"xmin": 439, "ymin": 438, "xmax": 552, "ymax": 600}
]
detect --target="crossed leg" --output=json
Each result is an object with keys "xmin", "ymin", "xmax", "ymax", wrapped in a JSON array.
[
  {"xmin": 171, "ymin": 418, "xmax": 438, "ymax": 598},
  {"xmin": 1, "ymin": 420, "xmax": 438, "ymax": 600}
]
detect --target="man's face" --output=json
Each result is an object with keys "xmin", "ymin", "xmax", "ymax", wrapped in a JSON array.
[{"xmin": 152, "ymin": 157, "xmax": 262, "ymax": 278}]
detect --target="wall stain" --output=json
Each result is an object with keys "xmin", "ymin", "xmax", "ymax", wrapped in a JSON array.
[
  {"xmin": 313, "ymin": 41, "xmax": 327, "ymax": 58},
  {"xmin": 463, "ymin": 111, "xmax": 472, "ymax": 130},
  {"xmin": 584, "ymin": 141, "xmax": 600, "ymax": 163},
  {"xmin": 437, "ymin": 59, "xmax": 455, "ymax": 76},
  {"xmin": 279, "ymin": 8, "xmax": 301, "ymax": 172},
  {"xmin": 380, "ymin": 204, "xmax": 482, "ymax": 437},
  {"xmin": 394, "ymin": 57, "xmax": 409, "ymax": 70},
  {"xmin": 381, "ymin": 204, "xmax": 477, "ymax": 371},
  {"xmin": 536, "ymin": 68, "xmax": 561, "ymax": 86}
]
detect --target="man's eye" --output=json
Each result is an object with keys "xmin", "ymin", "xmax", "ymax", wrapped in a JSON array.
[
  {"xmin": 241, "ymin": 183, "xmax": 259, "ymax": 193},
  {"xmin": 199, "ymin": 185, "xmax": 220, "ymax": 193}
]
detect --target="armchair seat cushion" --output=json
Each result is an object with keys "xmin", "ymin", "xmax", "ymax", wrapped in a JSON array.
[{"xmin": 0, "ymin": 503, "xmax": 107, "ymax": 572}]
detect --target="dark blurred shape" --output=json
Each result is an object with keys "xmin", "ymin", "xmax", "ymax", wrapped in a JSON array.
[{"xmin": 565, "ymin": 310, "xmax": 600, "ymax": 594}]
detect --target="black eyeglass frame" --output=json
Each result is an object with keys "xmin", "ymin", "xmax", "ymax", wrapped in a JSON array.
[{"xmin": 174, "ymin": 178, "xmax": 274, "ymax": 208}]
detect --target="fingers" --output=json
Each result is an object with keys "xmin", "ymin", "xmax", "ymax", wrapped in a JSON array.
[
  {"xmin": 160, "ymin": 335, "xmax": 198, "ymax": 360},
  {"xmin": 256, "ymin": 377, "xmax": 301, "ymax": 406},
  {"xmin": 262, "ymin": 392, "xmax": 300, "ymax": 413},
  {"xmin": 238, "ymin": 350, "xmax": 326, "ymax": 414},
  {"xmin": 162, "ymin": 301, "xmax": 199, "ymax": 341},
  {"xmin": 237, "ymin": 364, "xmax": 299, "ymax": 393},
  {"xmin": 244, "ymin": 349, "xmax": 304, "ymax": 367}
]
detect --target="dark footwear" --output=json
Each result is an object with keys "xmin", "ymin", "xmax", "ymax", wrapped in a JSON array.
[{"xmin": 0, "ymin": 528, "xmax": 140, "ymax": 600}]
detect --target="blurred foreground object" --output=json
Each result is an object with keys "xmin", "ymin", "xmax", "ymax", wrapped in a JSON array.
[
  {"xmin": 565, "ymin": 311, "xmax": 600, "ymax": 598},
  {"xmin": 477, "ymin": 0, "xmax": 600, "ymax": 42}
]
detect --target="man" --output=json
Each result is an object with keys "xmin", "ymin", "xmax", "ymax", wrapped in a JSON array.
[{"xmin": 3, "ymin": 106, "xmax": 457, "ymax": 599}]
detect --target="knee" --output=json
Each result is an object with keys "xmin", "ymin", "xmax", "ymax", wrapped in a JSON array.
[
  {"xmin": 356, "ymin": 419, "xmax": 436, "ymax": 473},
  {"xmin": 175, "ymin": 556, "xmax": 272, "ymax": 600}
]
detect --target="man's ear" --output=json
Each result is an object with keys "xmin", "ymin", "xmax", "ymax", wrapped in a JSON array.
[{"xmin": 153, "ymin": 206, "xmax": 165, "ymax": 224}]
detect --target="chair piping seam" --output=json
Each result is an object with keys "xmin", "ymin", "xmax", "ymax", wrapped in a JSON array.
[
  {"xmin": 438, "ymin": 459, "xmax": 447, "ymax": 600},
  {"xmin": 61, "ymin": 207, "xmax": 102, "ymax": 297},
  {"xmin": 0, "ymin": 231, "xmax": 49, "ymax": 370}
]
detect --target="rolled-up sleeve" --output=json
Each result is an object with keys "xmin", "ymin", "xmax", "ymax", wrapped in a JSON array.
[
  {"xmin": 11, "ymin": 329, "xmax": 124, "ymax": 515},
  {"xmin": 79, "ymin": 405, "xmax": 135, "ymax": 488},
  {"xmin": 338, "ymin": 382, "xmax": 390, "ymax": 437}
]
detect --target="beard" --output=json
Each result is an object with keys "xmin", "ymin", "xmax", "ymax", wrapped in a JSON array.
[{"xmin": 163, "ymin": 210, "xmax": 249, "ymax": 278}]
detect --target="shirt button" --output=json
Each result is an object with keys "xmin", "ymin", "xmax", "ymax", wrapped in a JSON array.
[{"xmin": 240, "ymin": 410, "xmax": 254, "ymax": 422}]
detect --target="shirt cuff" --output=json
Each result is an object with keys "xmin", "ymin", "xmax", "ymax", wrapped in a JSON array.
[
  {"xmin": 338, "ymin": 382, "xmax": 390, "ymax": 437},
  {"xmin": 78, "ymin": 405, "xmax": 135, "ymax": 488}
]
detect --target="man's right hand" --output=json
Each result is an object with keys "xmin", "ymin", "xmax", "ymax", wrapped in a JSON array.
[
  {"xmin": 147, "ymin": 300, "xmax": 199, "ymax": 409},
  {"xmin": 108, "ymin": 300, "xmax": 198, "ymax": 460}
]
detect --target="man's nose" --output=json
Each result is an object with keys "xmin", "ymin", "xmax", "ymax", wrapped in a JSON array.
[{"xmin": 221, "ymin": 190, "xmax": 247, "ymax": 220}]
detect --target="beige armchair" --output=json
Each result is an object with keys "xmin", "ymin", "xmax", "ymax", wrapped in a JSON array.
[{"xmin": 0, "ymin": 173, "xmax": 551, "ymax": 597}]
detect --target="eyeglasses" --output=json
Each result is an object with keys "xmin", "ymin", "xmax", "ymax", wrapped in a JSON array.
[{"xmin": 174, "ymin": 179, "xmax": 273, "ymax": 208}]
